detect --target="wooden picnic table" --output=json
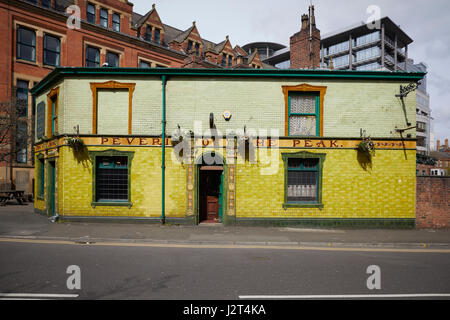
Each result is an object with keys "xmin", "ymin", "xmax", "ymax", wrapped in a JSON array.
[{"xmin": 0, "ymin": 190, "xmax": 27, "ymax": 206}]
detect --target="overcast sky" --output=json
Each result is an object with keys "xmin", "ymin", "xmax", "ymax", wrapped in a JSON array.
[{"xmin": 132, "ymin": 0, "xmax": 449, "ymax": 144}]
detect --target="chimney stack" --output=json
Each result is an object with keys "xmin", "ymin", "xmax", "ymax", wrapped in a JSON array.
[
  {"xmin": 437, "ymin": 140, "xmax": 440, "ymax": 150},
  {"xmin": 445, "ymin": 139, "xmax": 449, "ymax": 149},
  {"xmin": 289, "ymin": 5, "xmax": 321, "ymax": 69}
]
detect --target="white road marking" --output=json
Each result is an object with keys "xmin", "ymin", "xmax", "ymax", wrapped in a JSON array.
[
  {"xmin": 239, "ymin": 293, "xmax": 450, "ymax": 299},
  {"xmin": 0, "ymin": 293, "xmax": 79, "ymax": 299}
]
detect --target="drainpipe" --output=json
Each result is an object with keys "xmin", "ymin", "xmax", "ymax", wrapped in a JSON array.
[{"xmin": 161, "ymin": 75, "xmax": 167, "ymax": 225}]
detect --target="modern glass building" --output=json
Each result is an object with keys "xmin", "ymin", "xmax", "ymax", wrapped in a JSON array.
[{"xmin": 259, "ymin": 17, "xmax": 413, "ymax": 72}]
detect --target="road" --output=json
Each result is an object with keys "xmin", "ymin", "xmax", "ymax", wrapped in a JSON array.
[{"xmin": 0, "ymin": 239, "xmax": 449, "ymax": 300}]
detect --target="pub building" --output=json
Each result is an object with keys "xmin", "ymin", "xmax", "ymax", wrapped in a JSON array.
[{"xmin": 31, "ymin": 67, "xmax": 424, "ymax": 227}]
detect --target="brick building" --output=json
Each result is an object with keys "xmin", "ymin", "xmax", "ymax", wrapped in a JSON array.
[
  {"xmin": 31, "ymin": 67, "xmax": 424, "ymax": 226},
  {"xmin": 1, "ymin": 0, "xmax": 284, "ymax": 194}
]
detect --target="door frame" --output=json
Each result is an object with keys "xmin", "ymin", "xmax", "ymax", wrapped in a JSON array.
[
  {"xmin": 194, "ymin": 151, "xmax": 227, "ymax": 225},
  {"xmin": 46, "ymin": 159, "xmax": 56, "ymax": 217}
]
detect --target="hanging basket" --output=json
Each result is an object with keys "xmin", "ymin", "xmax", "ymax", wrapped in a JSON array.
[{"xmin": 66, "ymin": 137, "xmax": 85, "ymax": 153}]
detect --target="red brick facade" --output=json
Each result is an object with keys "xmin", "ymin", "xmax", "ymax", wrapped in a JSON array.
[
  {"xmin": 416, "ymin": 176, "xmax": 450, "ymax": 228},
  {"xmin": 289, "ymin": 6, "xmax": 321, "ymax": 69}
]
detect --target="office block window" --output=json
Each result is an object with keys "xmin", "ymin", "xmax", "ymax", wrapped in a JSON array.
[
  {"xmin": 16, "ymin": 122, "xmax": 28, "ymax": 164},
  {"xmin": 43, "ymin": 34, "xmax": 61, "ymax": 66},
  {"xmin": 87, "ymin": 3, "xmax": 96, "ymax": 24},
  {"xmin": 112, "ymin": 13, "xmax": 120, "ymax": 32},
  {"xmin": 288, "ymin": 93, "xmax": 319, "ymax": 136},
  {"xmin": 100, "ymin": 8, "xmax": 108, "ymax": 28},
  {"xmin": 85, "ymin": 46, "xmax": 100, "ymax": 67},
  {"xmin": 16, "ymin": 80, "xmax": 29, "ymax": 117},
  {"xmin": 139, "ymin": 60, "xmax": 151, "ymax": 68},
  {"xmin": 17, "ymin": 27, "xmax": 36, "ymax": 62},
  {"xmin": 106, "ymin": 52, "xmax": 119, "ymax": 67}
]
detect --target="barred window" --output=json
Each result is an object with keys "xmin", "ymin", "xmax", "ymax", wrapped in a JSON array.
[
  {"xmin": 288, "ymin": 93, "xmax": 319, "ymax": 136},
  {"xmin": 96, "ymin": 156, "xmax": 128, "ymax": 202},
  {"xmin": 287, "ymin": 158, "xmax": 319, "ymax": 203}
]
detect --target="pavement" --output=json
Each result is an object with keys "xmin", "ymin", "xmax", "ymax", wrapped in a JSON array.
[{"xmin": 1, "ymin": 203, "xmax": 449, "ymax": 250}]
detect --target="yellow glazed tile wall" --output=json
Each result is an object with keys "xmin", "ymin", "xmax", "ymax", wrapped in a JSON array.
[
  {"xmin": 236, "ymin": 148, "xmax": 416, "ymax": 219},
  {"xmin": 58, "ymin": 146, "xmax": 186, "ymax": 218}
]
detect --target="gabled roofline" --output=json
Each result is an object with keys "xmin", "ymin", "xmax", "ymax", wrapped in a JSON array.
[{"xmin": 31, "ymin": 67, "xmax": 426, "ymax": 96}]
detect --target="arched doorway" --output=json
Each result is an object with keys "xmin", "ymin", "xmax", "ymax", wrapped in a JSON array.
[{"xmin": 196, "ymin": 152, "xmax": 225, "ymax": 224}]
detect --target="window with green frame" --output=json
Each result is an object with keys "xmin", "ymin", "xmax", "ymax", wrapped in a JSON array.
[
  {"xmin": 288, "ymin": 92, "xmax": 320, "ymax": 136},
  {"xmin": 51, "ymin": 95, "xmax": 57, "ymax": 135},
  {"xmin": 89, "ymin": 150, "xmax": 134, "ymax": 207},
  {"xmin": 282, "ymin": 151, "xmax": 326, "ymax": 208},
  {"xmin": 37, "ymin": 156, "xmax": 45, "ymax": 198}
]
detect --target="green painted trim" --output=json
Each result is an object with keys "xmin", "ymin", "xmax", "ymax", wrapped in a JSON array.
[
  {"xmin": 235, "ymin": 218, "xmax": 416, "ymax": 229},
  {"xmin": 58, "ymin": 215, "xmax": 196, "ymax": 225},
  {"xmin": 89, "ymin": 149, "xmax": 135, "ymax": 208},
  {"xmin": 31, "ymin": 67, "xmax": 426, "ymax": 96},
  {"xmin": 282, "ymin": 151, "xmax": 326, "ymax": 209}
]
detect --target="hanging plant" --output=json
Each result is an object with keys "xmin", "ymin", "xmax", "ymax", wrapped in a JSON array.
[
  {"xmin": 357, "ymin": 136, "xmax": 375, "ymax": 159},
  {"xmin": 65, "ymin": 136, "xmax": 85, "ymax": 153}
]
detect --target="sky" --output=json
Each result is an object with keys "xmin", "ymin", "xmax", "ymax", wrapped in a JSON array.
[{"xmin": 131, "ymin": 0, "xmax": 449, "ymax": 144}]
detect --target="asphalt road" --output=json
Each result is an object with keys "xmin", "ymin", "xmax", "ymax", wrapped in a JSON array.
[{"xmin": 0, "ymin": 240, "xmax": 449, "ymax": 300}]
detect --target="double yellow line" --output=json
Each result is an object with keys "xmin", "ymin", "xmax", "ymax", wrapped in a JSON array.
[{"xmin": 1, "ymin": 238, "xmax": 449, "ymax": 253}]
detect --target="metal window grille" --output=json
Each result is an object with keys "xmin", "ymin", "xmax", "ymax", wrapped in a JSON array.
[
  {"xmin": 287, "ymin": 158, "xmax": 318, "ymax": 202},
  {"xmin": 96, "ymin": 156, "xmax": 128, "ymax": 202}
]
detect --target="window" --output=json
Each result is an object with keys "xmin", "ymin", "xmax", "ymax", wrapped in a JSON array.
[
  {"xmin": 37, "ymin": 157, "xmax": 45, "ymax": 198},
  {"xmin": 85, "ymin": 46, "xmax": 100, "ymax": 67},
  {"xmin": 187, "ymin": 40, "xmax": 193, "ymax": 52},
  {"xmin": 17, "ymin": 27, "xmax": 36, "ymax": 62},
  {"xmin": 43, "ymin": 34, "xmax": 61, "ymax": 66},
  {"xmin": 46, "ymin": 87, "xmax": 59, "ymax": 137},
  {"xmin": 87, "ymin": 3, "xmax": 96, "ymax": 23},
  {"xmin": 145, "ymin": 26, "xmax": 152, "ymax": 42},
  {"xmin": 51, "ymin": 96, "xmax": 57, "ymax": 134},
  {"xmin": 100, "ymin": 8, "xmax": 108, "ymax": 28},
  {"xmin": 16, "ymin": 80, "xmax": 29, "ymax": 117},
  {"xmin": 154, "ymin": 28, "xmax": 160, "ymax": 44},
  {"xmin": 221, "ymin": 54, "xmax": 227, "ymax": 67},
  {"xmin": 89, "ymin": 150, "xmax": 134, "ymax": 207},
  {"xmin": 42, "ymin": 0, "xmax": 51, "ymax": 8},
  {"xmin": 139, "ymin": 60, "xmax": 151, "ymax": 68},
  {"xmin": 282, "ymin": 152, "xmax": 326, "ymax": 208},
  {"xmin": 112, "ymin": 13, "xmax": 120, "ymax": 32},
  {"xmin": 16, "ymin": 122, "xmax": 28, "ymax": 164},
  {"xmin": 228, "ymin": 55, "xmax": 232, "ymax": 67},
  {"xmin": 106, "ymin": 52, "xmax": 119, "ymax": 67},
  {"xmin": 195, "ymin": 43, "xmax": 200, "ymax": 56},
  {"xmin": 283, "ymin": 84, "xmax": 326, "ymax": 137},
  {"xmin": 288, "ymin": 93, "xmax": 319, "ymax": 136}
]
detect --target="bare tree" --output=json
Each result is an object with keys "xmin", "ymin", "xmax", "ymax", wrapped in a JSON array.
[{"xmin": 0, "ymin": 88, "xmax": 34, "ymax": 188}]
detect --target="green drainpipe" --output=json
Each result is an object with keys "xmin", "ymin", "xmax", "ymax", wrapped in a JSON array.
[{"xmin": 161, "ymin": 75, "xmax": 167, "ymax": 225}]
